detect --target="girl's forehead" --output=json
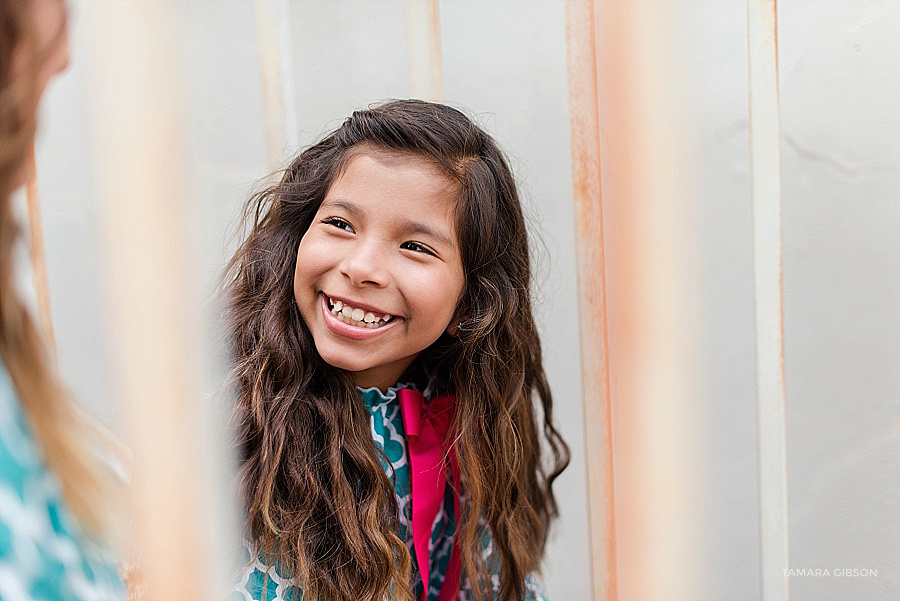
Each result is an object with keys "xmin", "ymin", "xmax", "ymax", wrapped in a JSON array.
[
  {"xmin": 330, "ymin": 148, "xmax": 454, "ymax": 199},
  {"xmin": 328, "ymin": 149, "xmax": 460, "ymax": 208},
  {"xmin": 341, "ymin": 144, "xmax": 451, "ymax": 180}
]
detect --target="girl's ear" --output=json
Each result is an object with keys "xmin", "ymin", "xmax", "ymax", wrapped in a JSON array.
[
  {"xmin": 446, "ymin": 319, "xmax": 461, "ymax": 337},
  {"xmin": 446, "ymin": 309, "xmax": 467, "ymax": 337}
]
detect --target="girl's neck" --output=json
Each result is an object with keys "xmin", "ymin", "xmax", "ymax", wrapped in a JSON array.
[
  {"xmin": 352, "ymin": 359, "xmax": 432, "ymax": 394},
  {"xmin": 352, "ymin": 364, "xmax": 411, "ymax": 393}
]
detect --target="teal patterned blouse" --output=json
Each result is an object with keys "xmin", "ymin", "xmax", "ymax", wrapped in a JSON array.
[
  {"xmin": 0, "ymin": 363, "xmax": 124, "ymax": 600},
  {"xmin": 232, "ymin": 383, "xmax": 549, "ymax": 601}
]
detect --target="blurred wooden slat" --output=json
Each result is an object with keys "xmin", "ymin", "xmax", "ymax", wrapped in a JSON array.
[
  {"xmin": 746, "ymin": 1, "xmax": 790, "ymax": 600},
  {"xmin": 82, "ymin": 1, "xmax": 209, "ymax": 599},
  {"xmin": 593, "ymin": 1, "xmax": 705, "ymax": 599},
  {"xmin": 564, "ymin": 1, "xmax": 616, "ymax": 600},
  {"xmin": 405, "ymin": 0, "xmax": 443, "ymax": 101}
]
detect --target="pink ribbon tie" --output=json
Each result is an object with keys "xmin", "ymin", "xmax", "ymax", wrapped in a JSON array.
[{"xmin": 398, "ymin": 388, "xmax": 461, "ymax": 601}]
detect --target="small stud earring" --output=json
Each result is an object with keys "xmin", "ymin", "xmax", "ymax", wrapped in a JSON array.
[{"xmin": 452, "ymin": 319, "xmax": 472, "ymax": 334}]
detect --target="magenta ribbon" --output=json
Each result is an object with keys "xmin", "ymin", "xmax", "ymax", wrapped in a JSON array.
[{"xmin": 398, "ymin": 388, "xmax": 462, "ymax": 601}]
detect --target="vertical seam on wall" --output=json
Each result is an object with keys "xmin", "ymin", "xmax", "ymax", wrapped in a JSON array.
[
  {"xmin": 255, "ymin": 0, "xmax": 297, "ymax": 170},
  {"xmin": 747, "ymin": 0, "xmax": 790, "ymax": 599}
]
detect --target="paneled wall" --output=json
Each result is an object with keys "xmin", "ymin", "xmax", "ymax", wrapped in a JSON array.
[{"xmin": 28, "ymin": 1, "xmax": 898, "ymax": 600}]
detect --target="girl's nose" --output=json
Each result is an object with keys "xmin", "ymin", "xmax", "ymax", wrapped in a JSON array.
[{"xmin": 339, "ymin": 241, "xmax": 391, "ymax": 287}]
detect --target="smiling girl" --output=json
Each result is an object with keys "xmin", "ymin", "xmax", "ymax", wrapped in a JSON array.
[{"xmin": 229, "ymin": 100, "xmax": 570, "ymax": 601}]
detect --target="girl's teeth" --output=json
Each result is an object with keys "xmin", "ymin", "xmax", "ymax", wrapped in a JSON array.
[{"xmin": 328, "ymin": 296, "xmax": 394, "ymax": 327}]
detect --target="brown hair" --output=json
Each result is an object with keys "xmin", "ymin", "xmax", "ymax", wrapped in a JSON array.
[
  {"xmin": 228, "ymin": 99, "xmax": 570, "ymax": 601},
  {"xmin": 0, "ymin": 0, "xmax": 111, "ymax": 536}
]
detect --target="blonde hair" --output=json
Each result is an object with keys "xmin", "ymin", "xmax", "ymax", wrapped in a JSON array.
[{"xmin": 0, "ymin": 0, "xmax": 116, "ymax": 537}]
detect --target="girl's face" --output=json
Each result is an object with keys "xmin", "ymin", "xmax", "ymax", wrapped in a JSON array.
[{"xmin": 293, "ymin": 150, "xmax": 465, "ymax": 391}]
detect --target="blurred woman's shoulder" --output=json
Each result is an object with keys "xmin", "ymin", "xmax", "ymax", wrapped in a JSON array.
[{"xmin": 0, "ymin": 360, "xmax": 125, "ymax": 600}]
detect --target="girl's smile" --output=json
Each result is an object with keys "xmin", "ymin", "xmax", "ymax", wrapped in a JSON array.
[
  {"xmin": 319, "ymin": 293, "xmax": 400, "ymax": 340},
  {"xmin": 293, "ymin": 149, "xmax": 465, "ymax": 390}
]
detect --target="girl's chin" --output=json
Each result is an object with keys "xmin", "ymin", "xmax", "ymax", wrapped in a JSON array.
[
  {"xmin": 316, "ymin": 348, "xmax": 380, "ymax": 375},
  {"xmin": 320, "ymin": 356, "xmax": 367, "ymax": 373}
]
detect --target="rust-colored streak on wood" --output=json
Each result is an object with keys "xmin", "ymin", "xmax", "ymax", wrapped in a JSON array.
[
  {"xmin": 24, "ymin": 145, "xmax": 56, "ymax": 352},
  {"xmin": 565, "ymin": 1, "xmax": 617, "ymax": 600},
  {"xmin": 774, "ymin": 0, "xmax": 780, "ymax": 83}
]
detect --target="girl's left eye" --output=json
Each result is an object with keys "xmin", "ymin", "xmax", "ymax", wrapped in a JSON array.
[
  {"xmin": 322, "ymin": 217, "xmax": 354, "ymax": 232},
  {"xmin": 401, "ymin": 241, "xmax": 436, "ymax": 256}
]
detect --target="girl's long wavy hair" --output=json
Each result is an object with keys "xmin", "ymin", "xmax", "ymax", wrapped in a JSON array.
[
  {"xmin": 0, "ymin": 0, "xmax": 111, "ymax": 536},
  {"xmin": 228, "ymin": 99, "xmax": 570, "ymax": 601}
]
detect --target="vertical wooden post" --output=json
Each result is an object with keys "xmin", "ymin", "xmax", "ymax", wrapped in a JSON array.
[
  {"xmin": 405, "ymin": 0, "xmax": 443, "ymax": 101},
  {"xmin": 564, "ymin": 1, "xmax": 616, "ymax": 600},
  {"xmin": 747, "ymin": 1, "xmax": 790, "ymax": 600},
  {"xmin": 82, "ymin": 1, "xmax": 209, "ymax": 599},
  {"xmin": 255, "ymin": 0, "xmax": 297, "ymax": 169}
]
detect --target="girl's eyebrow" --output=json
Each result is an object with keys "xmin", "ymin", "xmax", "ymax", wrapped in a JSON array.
[
  {"xmin": 403, "ymin": 220, "xmax": 455, "ymax": 249},
  {"xmin": 320, "ymin": 199, "xmax": 360, "ymax": 216}
]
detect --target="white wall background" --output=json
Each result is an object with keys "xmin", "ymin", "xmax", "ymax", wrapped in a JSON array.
[{"xmin": 29, "ymin": 1, "xmax": 898, "ymax": 600}]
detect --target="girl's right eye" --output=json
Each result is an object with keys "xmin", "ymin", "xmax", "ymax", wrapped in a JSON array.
[{"xmin": 321, "ymin": 217, "xmax": 354, "ymax": 233}]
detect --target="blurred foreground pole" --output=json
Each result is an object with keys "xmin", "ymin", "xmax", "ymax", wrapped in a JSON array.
[
  {"xmin": 746, "ymin": 1, "xmax": 790, "ymax": 600},
  {"xmin": 82, "ymin": 1, "xmax": 211, "ymax": 599},
  {"xmin": 405, "ymin": 0, "xmax": 443, "ymax": 101},
  {"xmin": 589, "ymin": 0, "xmax": 706, "ymax": 599},
  {"xmin": 564, "ymin": 1, "xmax": 616, "ymax": 600},
  {"xmin": 255, "ymin": 0, "xmax": 298, "ymax": 169}
]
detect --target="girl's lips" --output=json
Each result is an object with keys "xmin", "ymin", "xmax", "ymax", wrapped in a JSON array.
[{"xmin": 319, "ymin": 294, "xmax": 401, "ymax": 341}]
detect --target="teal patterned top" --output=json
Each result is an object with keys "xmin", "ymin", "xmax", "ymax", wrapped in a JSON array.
[
  {"xmin": 232, "ymin": 383, "xmax": 549, "ymax": 601},
  {"xmin": 0, "ymin": 363, "xmax": 124, "ymax": 600}
]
